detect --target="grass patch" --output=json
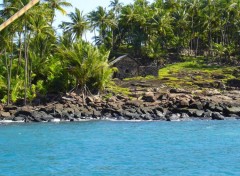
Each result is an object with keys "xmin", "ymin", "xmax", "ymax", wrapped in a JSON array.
[
  {"xmin": 158, "ymin": 58, "xmax": 237, "ymax": 88},
  {"xmin": 124, "ymin": 75, "xmax": 157, "ymax": 81},
  {"xmin": 107, "ymin": 83, "xmax": 130, "ymax": 96}
]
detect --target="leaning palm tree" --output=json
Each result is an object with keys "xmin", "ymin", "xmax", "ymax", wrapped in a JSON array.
[{"xmin": 61, "ymin": 8, "xmax": 89, "ymax": 41}]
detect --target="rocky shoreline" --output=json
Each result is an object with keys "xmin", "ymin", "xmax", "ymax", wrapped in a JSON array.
[{"xmin": 0, "ymin": 88, "xmax": 240, "ymax": 123}]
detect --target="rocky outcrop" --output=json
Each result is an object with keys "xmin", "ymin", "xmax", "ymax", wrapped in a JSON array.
[{"xmin": 0, "ymin": 88, "xmax": 240, "ymax": 123}]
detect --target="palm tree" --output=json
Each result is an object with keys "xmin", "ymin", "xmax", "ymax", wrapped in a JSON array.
[
  {"xmin": 57, "ymin": 41, "xmax": 116, "ymax": 95},
  {"xmin": 88, "ymin": 6, "xmax": 117, "ymax": 45},
  {"xmin": 44, "ymin": 0, "xmax": 72, "ymax": 25},
  {"xmin": 109, "ymin": 0, "xmax": 123, "ymax": 17},
  {"xmin": 61, "ymin": 8, "xmax": 89, "ymax": 41}
]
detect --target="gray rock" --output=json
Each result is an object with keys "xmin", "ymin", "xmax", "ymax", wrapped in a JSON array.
[
  {"xmin": 194, "ymin": 110, "xmax": 204, "ymax": 117},
  {"xmin": 179, "ymin": 99, "xmax": 189, "ymax": 107},
  {"xmin": 158, "ymin": 94, "xmax": 168, "ymax": 100},
  {"xmin": 226, "ymin": 107, "xmax": 240, "ymax": 115},
  {"xmin": 15, "ymin": 110, "xmax": 32, "ymax": 117},
  {"xmin": 166, "ymin": 113, "xmax": 181, "ymax": 121},
  {"xmin": 203, "ymin": 111, "xmax": 212, "ymax": 118},
  {"xmin": 142, "ymin": 92, "xmax": 156, "ymax": 102},
  {"xmin": 181, "ymin": 113, "xmax": 189, "ymax": 119},
  {"xmin": 212, "ymin": 112, "xmax": 224, "ymax": 120},
  {"xmin": 141, "ymin": 113, "xmax": 153, "ymax": 120},
  {"xmin": 93, "ymin": 109, "xmax": 101, "ymax": 118},
  {"xmin": 13, "ymin": 116, "xmax": 25, "ymax": 122},
  {"xmin": 190, "ymin": 102, "xmax": 203, "ymax": 110},
  {"xmin": 124, "ymin": 111, "xmax": 139, "ymax": 120},
  {"xmin": 215, "ymin": 106, "xmax": 223, "ymax": 112}
]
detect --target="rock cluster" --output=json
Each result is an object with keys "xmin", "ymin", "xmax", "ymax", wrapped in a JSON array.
[{"xmin": 0, "ymin": 88, "xmax": 240, "ymax": 122}]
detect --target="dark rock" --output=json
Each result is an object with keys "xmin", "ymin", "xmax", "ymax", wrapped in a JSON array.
[
  {"xmin": 169, "ymin": 88, "xmax": 191, "ymax": 94},
  {"xmin": 189, "ymin": 102, "xmax": 203, "ymax": 110},
  {"xmin": 15, "ymin": 109, "xmax": 32, "ymax": 117},
  {"xmin": 142, "ymin": 92, "xmax": 156, "ymax": 102},
  {"xmin": 140, "ymin": 107, "xmax": 153, "ymax": 114},
  {"xmin": 212, "ymin": 112, "xmax": 224, "ymax": 120},
  {"xmin": 116, "ymin": 95, "xmax": 127, "ymax": 100},
  {"xmin": 64, "ymin": 108, "xmax": 74, "ymax": 114},
  {"xmin": 187, "ymin": 109, "xmax": 196, "ymax": 116},
  {"xmin": 227, "ymin": 79, "xmax": 240, "ymax": 88},
  {"xmin": 32, "ymin": 111, "xmax": 54, "ymax": 121},
  {"xmin": 179, "ymin": 99, "xmax": 189, "ymax": 107},
  {"xmin": 215, "ymin": 106, "xmax": 223, "ymax": 112},
  {"xmin": 3, "ymin": 105, "xmax": 17, "ymax": 112},
  {"xmin": 61, "ymin": 111, "xmax": 70, "ymax": 120},
  {"xmin": 86, "ymin": 96, "xmax": 94, "ymax": 104},
  {"xmin": 158, "ymin": 93, "xmax": 169, "ymax": 100},
  {"xmin": 171, "ymin": 108, "xmax": 189, "ymax": 114},
  {"xmin": 74, "ymin": 112, "xmax": 82, "ymax": 119},
  {"xmin": 205, "ymin": 102, "xmax": 216, "ymax": 110}
]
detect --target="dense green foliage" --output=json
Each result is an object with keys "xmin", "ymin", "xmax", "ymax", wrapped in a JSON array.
[
  {"xmin": 1, "ymin": 0, "xmax": 240, "ymax": 105},
  {"xmin": 0, "ymin": 0, "xmax": 115, "ymax": 105},
  {"xmin": 82, "ymin": 0, "xmax": 240, "ymax": 63}
]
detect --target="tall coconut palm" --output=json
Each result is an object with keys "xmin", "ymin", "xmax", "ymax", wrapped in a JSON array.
[
  {"xmin": 61, "ymin": 8, "xmax": 89, "ymax": 41},
  {"xmin": 44, "ymin": 0, "xmax": 72, "ymax": 25},
  {"xmin": 88, "ymin": 6, "xmax": 117, "ymax": 45}
]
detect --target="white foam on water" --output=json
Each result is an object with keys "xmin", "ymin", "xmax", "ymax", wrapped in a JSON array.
[
  {"xmin": 0, "ymin": 120, "xmax": 24, "ymax": 123},
  {"xmin": 52, "ymin": 119, "xmax": 61, "ymax": 122}
]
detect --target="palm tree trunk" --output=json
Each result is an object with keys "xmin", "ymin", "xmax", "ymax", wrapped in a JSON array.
[
  {"xmin": 4, "ymin": 49, "xmax": 10, "ymax": 105},
  {"xmin": 24, "ymin": 24, "xmax": 28, "ymax": 105},
  {"xmin": 17, "ymin": 32, "xmax": 22, "ymax": 77}
]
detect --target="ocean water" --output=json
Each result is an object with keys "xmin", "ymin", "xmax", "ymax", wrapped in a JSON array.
[{"xmin": 0, "ymin": 121, "xmax": 240, "ymax": 176}]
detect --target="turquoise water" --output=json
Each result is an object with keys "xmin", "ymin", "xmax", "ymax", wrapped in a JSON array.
[{"xmin": 0, "ymin": 121, "xmax": 240, "ymax": 176}]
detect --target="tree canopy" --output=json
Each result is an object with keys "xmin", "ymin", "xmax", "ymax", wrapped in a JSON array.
[{"xmin": 1, "ymin": 0, "xmax": 240, "ymax": 104}]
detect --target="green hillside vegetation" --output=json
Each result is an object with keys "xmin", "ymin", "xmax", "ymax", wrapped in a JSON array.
[
  {"xmin": 1, "ymin": 0, "xmax": 240, "ymax": 105},
  {"xmin": 158, "ymin": 58, "xmax": 238, "ymax": 88}
]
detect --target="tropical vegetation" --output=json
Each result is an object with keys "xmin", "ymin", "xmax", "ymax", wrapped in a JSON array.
[{"xmin": 0, "ymin": 0, "xmax": 240, "ymax": 105}]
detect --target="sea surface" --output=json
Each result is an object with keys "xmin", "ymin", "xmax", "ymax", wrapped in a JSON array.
[{"xmin": 0, "ymin": 120, "xmax": 240, "ymax": 176}]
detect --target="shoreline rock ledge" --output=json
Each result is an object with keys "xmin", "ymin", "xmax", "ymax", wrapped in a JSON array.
[{"xmin": 0, "ymin": 88, "xmax": 240, "ymax": 123}]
